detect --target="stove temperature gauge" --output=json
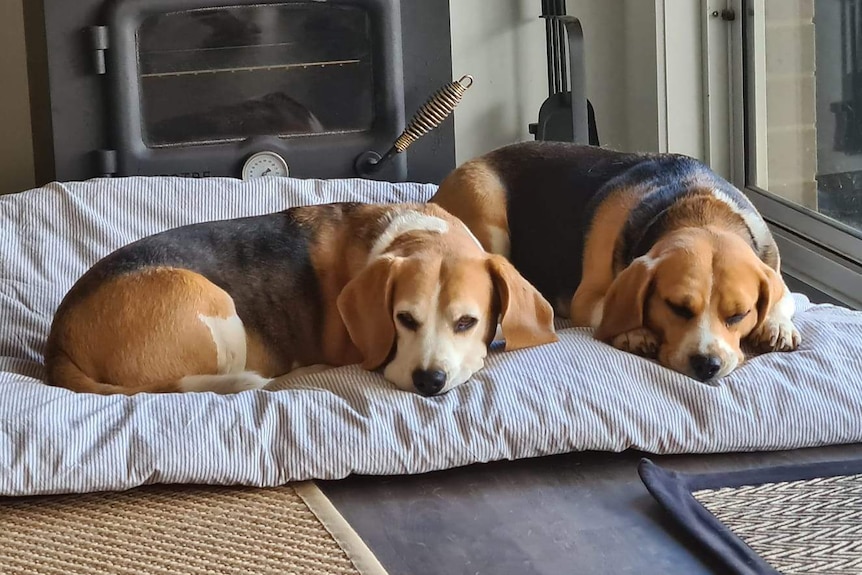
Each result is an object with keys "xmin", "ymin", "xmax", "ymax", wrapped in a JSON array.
[{"xmin": 241, "ymin": 151, "xmax": 290, "ymax": 180}]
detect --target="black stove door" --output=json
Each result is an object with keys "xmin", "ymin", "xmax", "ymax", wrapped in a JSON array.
[{"xmin": 105, "ymin": 0, "xmax": 406, "ymax": 181}]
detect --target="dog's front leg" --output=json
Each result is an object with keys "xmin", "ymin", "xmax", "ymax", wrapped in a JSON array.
[
  {"xmin": 748, "ymin": 289, "xmax": 801, "ymax": 352},
  {"xmin": 611, "ymin": 327, "xmax": 660, "ymax": 358},
  {"xmin": 570, "ymin": 287, "xmax": 606, "ymax": 328}
]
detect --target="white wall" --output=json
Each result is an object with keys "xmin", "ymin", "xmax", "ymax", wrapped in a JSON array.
[
  {"xmin": 623, "ymin": 0, "xmax": 662, "ymax": 152},
  {"xmin": 450, "ymin": 0, "xmax": 680, "ymax": 164},
  {"xmin": 448, "ymin": 0, "xmax": 548, "ymax": 164},
  {"xmin": 661, "ymin": 0, "xmax": 706, "ymax": 161},
  {"xmin": 567, "ymin": 0, "xmax": 630, "ymax": 151}
]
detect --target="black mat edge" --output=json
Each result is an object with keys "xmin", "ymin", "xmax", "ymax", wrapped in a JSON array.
[{"xmin": 636, "ymin": 457, "xmax": 862, "ymax": 575}]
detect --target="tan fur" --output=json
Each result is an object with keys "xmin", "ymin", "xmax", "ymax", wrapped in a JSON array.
[
  {"xmin": 337, "ymin": 204, "xmax": 558, "ymax": 393},
  {"xmin": 302, "ymin": 204, "xmax": 385, "ymax": 369},
  {"xmin": 337, "ymin": 256, "xmax": 401, "ymax": 370},
  {"xmin": 570, "ymin": 187, "xmax": 644, "ymax": 326},
  {"xmin": 486, "ymin": 254, "xmax": 557, "ymax": 350},
  {"xmin": 46, "ymin": 267, "xmax": 233, "ymax": 394},
  {"xmin": 432, "ymin": 160, "xmax": 510, "ymax": 255},
  {"xmin": 47, "ymin": 202, "xmax": 557, "ymax": 395},
  {"xmin": 434, "ymin": 142, "xmax": 798, "ymax": 381},
  {"xmin": 650, "ymin": 230, "xmax": 769, "ymax": 376},
  {"xmin": 577, "ymin": 192, "xmax": 800, "ymax": 379}
]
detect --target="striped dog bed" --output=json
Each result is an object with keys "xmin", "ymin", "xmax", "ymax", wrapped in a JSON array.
[{"xmin": 1, "ymin": 176, "xmax": 861, "ymax": 496}]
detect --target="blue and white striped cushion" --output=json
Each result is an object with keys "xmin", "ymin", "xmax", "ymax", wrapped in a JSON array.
[{"xmin": 1, "ymin": 176, "xmax": 861, "ymax": 496}]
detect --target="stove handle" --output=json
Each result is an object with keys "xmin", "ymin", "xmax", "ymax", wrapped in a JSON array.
[{"xmin": 354, "ymin": 75, "xmax": 473, "ymax": 178}]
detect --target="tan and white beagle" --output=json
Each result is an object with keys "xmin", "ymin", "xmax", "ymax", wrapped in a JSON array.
[
  {"xmin": 45, "ymin": 202, "xmax": 557, "ymax": 396},
  {"xmin": 431, "ymin": 141, "xmax": 801, "ymax": 382}
]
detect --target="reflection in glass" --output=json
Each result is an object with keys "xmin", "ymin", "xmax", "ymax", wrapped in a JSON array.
[
  {"xmin": 136, "ymin": 4, "xmax": 374, "ymax": 147},
  {"xmin": 753, "ymin": 1, "xmax": 862, "ymax": 231}
]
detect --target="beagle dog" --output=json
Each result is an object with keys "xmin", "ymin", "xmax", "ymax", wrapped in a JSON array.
[
  {"xmin": 45, "ymin": 202, "xmax": 557, "ymax": 396},
  {"xmin": 430, "ymin": 141, "xmax": 801, "ymax": 382}
]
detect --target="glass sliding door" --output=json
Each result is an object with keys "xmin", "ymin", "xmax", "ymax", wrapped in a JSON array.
[{"xmin": 740, "ymin": 0, "xmax": 862, "ymax": 307}]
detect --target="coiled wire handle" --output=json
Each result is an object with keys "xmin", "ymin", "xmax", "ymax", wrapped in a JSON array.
[{"xmin": 355, "ymin": 74, "xmax": 474, "ymax": 177}]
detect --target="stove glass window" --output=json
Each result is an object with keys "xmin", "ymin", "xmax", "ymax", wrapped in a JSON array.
[{"xmin": 137, "ymin": 4, "xmax": 373, "ymax": 147}]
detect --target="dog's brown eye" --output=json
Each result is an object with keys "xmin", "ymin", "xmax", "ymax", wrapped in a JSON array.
[
  {"xmin": 725, "ymin": 310, "xmax": 750, "ymax": 326},
  {"xmin": 396, "ymin": 312, "xmax": 420, "ymax": 331},
  {"xmin": 666, "ymin": 300, "xmax": 694, "ymax": 320},
  {"xmin": 454, "ymin": 316, "xmax": 478, "ymax": 333}
]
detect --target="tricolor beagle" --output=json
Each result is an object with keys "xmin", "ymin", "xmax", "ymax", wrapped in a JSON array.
[
  {"xmin": 45, "ymin": 202, "xmax": 557, "ymax": 396},
  {"xmin": 430, "ymin": 142, "xmax": 800, "ymax": 382}
]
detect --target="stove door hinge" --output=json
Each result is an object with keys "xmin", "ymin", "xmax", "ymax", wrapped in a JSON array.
[
  {"xmin": 88, "ymin": 26, "xmax": 110, "ymax": 75},
  {"xmin": 94, "ymin": 149, "xmax": 118, "ymax": 177}
]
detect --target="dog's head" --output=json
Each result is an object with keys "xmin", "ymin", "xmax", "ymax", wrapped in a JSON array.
[
  {"xmin": 595, "ymin": 228, "xmax": 785, "ymax": 381},
  {"xmin": 337, "ymin": 252, "xmax": 557, "ymax": 395}
]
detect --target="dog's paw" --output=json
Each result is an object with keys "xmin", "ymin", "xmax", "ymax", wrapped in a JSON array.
[
  {"xmin": 749, "ymin": 318, "xmax": 801, "ymax": 352},
  {"xmin": 611, "ymin": 327, "xmax": 659, "ymax": 358}
]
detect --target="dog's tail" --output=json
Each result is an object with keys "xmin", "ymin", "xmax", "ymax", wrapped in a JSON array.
[{"xmin": 45, "ymin": 349, "xmax": 270, "ymax": 395}]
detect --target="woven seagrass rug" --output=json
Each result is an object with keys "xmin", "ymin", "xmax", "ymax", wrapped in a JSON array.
[
  {"xmin": 639, "ymin": 458, "xmax": 862, "ymax": 575},
  {"xmin": 0, "ymin": 482, "xmax": 387, "ymax": 575}
]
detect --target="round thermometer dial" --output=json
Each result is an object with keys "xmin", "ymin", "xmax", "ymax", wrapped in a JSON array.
[{"xmin": 241, "ymin": 151, "xmax": 289, "ymax": 180}]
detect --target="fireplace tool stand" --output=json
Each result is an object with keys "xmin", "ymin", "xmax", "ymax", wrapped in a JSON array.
[{"xmin": 530, "ymin": 0, "xmax": 598, "ymax": 145}]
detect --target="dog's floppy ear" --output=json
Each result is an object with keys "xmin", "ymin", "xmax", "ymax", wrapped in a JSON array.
[
  {"xmin": 337, "ymin": 256, "xmax": 401, "ymax": 370},
  {"xmin": 487, "ymin": 255, "xmax": 558, "ymax": 351},
  {"xmin": 594, "ymin": 256, "xmax": 656, "ymax": 342},
  {"xmin": 753, "ymin": 262, "xmax": 786, "ymax": 332}
]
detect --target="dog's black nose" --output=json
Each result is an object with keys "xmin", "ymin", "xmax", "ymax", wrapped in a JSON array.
[
  {"xmin": 690, "ymin": 354, "xmax": 722, "ymax": 381},
  {"xmin": 412, "ymin": 369, "xmax": 447, "ymax": 396}
]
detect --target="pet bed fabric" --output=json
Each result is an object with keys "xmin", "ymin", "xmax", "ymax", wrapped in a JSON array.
[{"xmin": 1, "ymin": 177, "xmax": 862, "ymax": 497}]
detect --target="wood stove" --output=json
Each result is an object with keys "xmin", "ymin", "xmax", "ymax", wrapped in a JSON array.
[{"xmin": 24, "ymin": 0, "xmax": 454, "ymax": 184}]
